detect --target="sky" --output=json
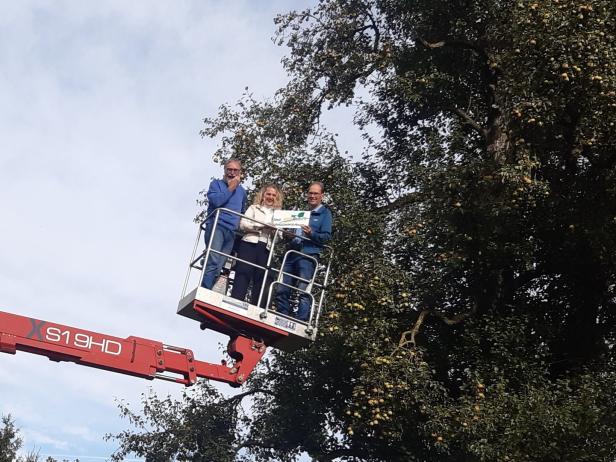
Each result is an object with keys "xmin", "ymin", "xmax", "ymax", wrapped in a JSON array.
[{"xmin": 0, "ymin": 1, "xmax": 326, "ymax": 459}]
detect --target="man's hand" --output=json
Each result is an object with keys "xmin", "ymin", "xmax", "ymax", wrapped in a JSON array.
[
  {"xmin": 227, "ymin": 176, "xmax": 241, "ymax": 191},
  {"xmin": 301, "ymin": 225, "xmax": 312, "ymax": 236},
  {"xmin": 281, "ymin": 228, "xmax": 297, "ymax": 239}
]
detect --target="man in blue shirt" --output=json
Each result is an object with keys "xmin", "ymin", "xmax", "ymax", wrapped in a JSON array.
[
  {"xmin": 201, "ymin": 159, "xmax": 247, "ymax": 289},
  {"xmin": 275, "ymin": 182, "xmax": 333, "ymax": 321}
]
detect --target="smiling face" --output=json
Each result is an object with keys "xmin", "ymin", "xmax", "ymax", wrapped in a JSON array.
[
  {"xmin": 262, "ymin": 187, "xmax": 278, "ymax": 207},
  {"xmin": 224, "ymin": 160, "xmax": 241, "ymax": 182},
  {"xmin": 307, "ymin": 183, "xmax": 324, "ymax": 209}
]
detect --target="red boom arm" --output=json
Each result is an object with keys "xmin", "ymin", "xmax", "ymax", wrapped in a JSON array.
[{"xmin": 0, "ymin": 310, "xmax": 265, "ymax": 386}]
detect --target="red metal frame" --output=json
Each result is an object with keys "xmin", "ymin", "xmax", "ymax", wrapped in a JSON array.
[
  {"xmin": 0, "ymin": 310, "xmax": 266, "ymax": 387},
  {"xmin": 193, "ymin": 300, "xmax": 289, "ymax": 342}
]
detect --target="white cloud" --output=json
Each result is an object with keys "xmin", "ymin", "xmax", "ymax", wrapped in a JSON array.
[{"xmin": 22, "ymin": 429, "xmax": 70, "ymax": 451}]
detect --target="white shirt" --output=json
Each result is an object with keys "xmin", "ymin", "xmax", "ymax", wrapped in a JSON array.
[{"xmin": 239, "ymin": 204, "xmax": 276, "ymax": 247}]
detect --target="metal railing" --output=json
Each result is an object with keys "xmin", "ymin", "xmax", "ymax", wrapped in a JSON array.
[{"xmin": 181, "ymin": 207, "xmax": 333, "ymax": 331}]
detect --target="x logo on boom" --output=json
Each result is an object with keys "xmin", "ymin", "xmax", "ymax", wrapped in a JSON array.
[{"xmin": 26, "ymin": 318, "xmax": 46, "ymax": 341}]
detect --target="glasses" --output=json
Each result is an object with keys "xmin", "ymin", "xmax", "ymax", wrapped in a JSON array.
[
  {"xmin": 307, "ymin": 192, "xmax": 322, "ymax": 196},
  {"xmin": 225, "ymin": 168, "xmax": 240, "ymax": 173}
]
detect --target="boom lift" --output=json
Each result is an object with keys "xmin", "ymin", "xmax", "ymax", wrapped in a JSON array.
[{"xmin": 0, "ymin": 209, "xmax": 333, "ymax": 387}]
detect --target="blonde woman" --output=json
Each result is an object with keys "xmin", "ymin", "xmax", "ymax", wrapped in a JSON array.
[{"xmin": 231, "ymin": 184, "xmax": 283, "ymax": 307}]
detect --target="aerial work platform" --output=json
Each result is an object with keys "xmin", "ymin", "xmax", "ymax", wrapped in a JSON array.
[
  {"xmin": 178, "ymin": 207, "xmax": 333, "ymax": 353},
  {"xmin": 178, "ymin": 286, "xmax": 315, "ymax": 351}
]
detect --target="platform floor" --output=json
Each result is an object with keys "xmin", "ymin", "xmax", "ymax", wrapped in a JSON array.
[{"xmin": 177, "ymin": 287, "xmax": 317, "ymax": 352}]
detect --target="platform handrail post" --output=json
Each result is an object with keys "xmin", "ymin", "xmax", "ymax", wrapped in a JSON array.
[
  {"xmin": 181, "ymin": 223, "xmax": 204, "ymax": 299},
  {"xmin": 254, "ymin": 230, "xmax": 280, "ymax": 310},
  {"xmin": 310, "ymin": 248, "xmax": 334, "ymax": 330}
]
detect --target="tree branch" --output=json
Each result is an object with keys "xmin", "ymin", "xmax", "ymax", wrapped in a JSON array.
[
  {"xmin": 224, "ymin": 387, "xmax": 274, "ymax": 406},
  {"xmin": 397, "ymin": 305, "xmax": 477, "ymax": 349},
  {"xmin": 409, "ymin": 309, "xmax": 430, "ymax": 346},
  {"xmin": 364, "ymin": 8, "xmax": 381, "ymax": 53},
  {"xmin": 416, "ymin": 36, "xmax": 489, "ymax": 61},
  {"xmin": 376, "ymin": 192, "xmax": 418, "ymax": 213},
  {"xmin": 317, "ymin": 447, "xmax": 366, "ymax": 461},
  {"xmin": 451, "ymin": 106, "xmax": 488, "ymax": 138}
]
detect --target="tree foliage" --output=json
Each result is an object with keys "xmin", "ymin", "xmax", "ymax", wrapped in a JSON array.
[
  {"xmin": 0, "ymin": 415, "xmax": 47, "ymax": 462},
  {"xmin": 0, "ymin": 415, "xmax": 21, "ymax": 462},
  {"xmin": 112, "ymin": 0, "xmax": 616, "ymax": 460}
]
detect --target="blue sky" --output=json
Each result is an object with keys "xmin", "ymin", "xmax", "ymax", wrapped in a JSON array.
[{"xmin": 0, "ymin": 1, "xmax": 322, "ymax": 459}]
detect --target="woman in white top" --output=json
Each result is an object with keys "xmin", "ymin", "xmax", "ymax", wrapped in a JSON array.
[{"xmin": 231, "ymin": 184, "xmax": 283, "ymax": 307}]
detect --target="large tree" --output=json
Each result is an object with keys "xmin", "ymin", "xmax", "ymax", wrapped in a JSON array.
[{"xmin": 111, "ymin": 0, "xmax": 616, "ymax": 460}]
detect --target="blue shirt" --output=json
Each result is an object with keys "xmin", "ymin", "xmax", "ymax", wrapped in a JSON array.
[
  {"xmin": 297, "ymin": 204, "xmax": 333, "ymax": 256},
  {"xmin": 205, "ymin": 179, "xmax": 247, "ymax": 231}
]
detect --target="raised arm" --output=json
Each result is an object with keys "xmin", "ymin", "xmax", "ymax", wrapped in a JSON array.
[{"xmin": 207, "ymin": 180, "xmax": 235, "ymax": 209}]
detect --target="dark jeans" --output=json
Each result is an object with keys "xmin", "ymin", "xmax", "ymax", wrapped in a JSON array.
[
  {"xmin": 230, "ymin": 240, "xmax": 271, "ymax": 307},
  {"xmin": 201, "ymin": 225, "xmax": 235, "ymax": 289},
  {"xmin": 275, "ymin": 253, "xmax": 317, "ymax": 321}
]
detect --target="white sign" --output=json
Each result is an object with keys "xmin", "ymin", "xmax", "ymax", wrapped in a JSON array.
[{"xmin": 272, "ymin": 210, "xmax": 311, "ymax": 228}]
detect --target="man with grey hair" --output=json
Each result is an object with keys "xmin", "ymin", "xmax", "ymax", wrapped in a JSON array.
[{"xmin": 201, "ymin": 159, "xmax": 247, "ymax": 289}]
